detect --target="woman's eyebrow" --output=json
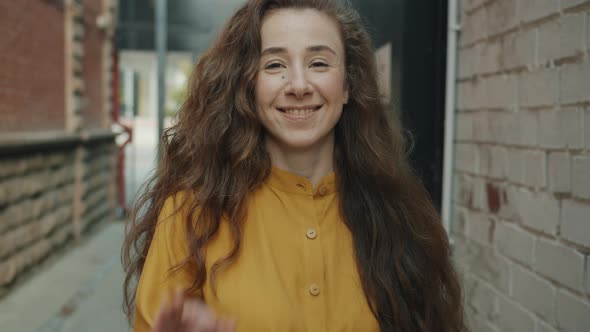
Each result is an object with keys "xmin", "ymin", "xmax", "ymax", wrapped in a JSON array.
[
  {"xmin": 307, "ymin": 45, "xmax": 337, "ymax": 55},
  {"xmin": 260, "ymin": 45, "xmax": 337, "ymax": 57},
  {"xmin": 260, "ymin": 47, "xmax": 287, "ymax": 57}
]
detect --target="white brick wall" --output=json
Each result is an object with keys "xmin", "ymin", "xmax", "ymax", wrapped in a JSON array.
[
  {"xmin": 585, "ymin": 110, "xmax": 590, "ymax": 149},
  {"xmin": 561, "ymin": 0, "xmax": 590, "ymax": 10},
  {"xmin": 455, "ymin": 143, "xmax": 479, "ymax": 174},
  {"xmin": 458, "ymin": 80, "xmax": 488, "ymax": 110},
  {"xmin": 505, "ymin": 149, "xmax": 525, "ymax": 184},
  {"xmin": 473, "ymin": 177, "xmax": 488, "ymax": 211},
  {"xmin": 571, "ymin": 156, "xmax": 590, "ymax": 199},
  {"xmin": 498, "ymin": 295, "xmax": 536, "ymax": 332},
  {"xmin": 561, "ymin": 200, "xmax": 590, "ymax": 247},
  {"xmin": 518, "ymin": 0, "xmax": 559, "ymax": 23},
  {"xmin": 519, "ymin": 69, "xmax": 557, "ymax": 108},
  {"xmin": 534, "ymin": 239, "xmax": 585, "ymax": 291},
  {"xmin": 515, "ymin": 110, "xmax": 539, "ymax": 146},
  {"xmin": 461, "ymin": 6, "xmax": 487, "ymax": 46},
  {"xmin": 479, "ymin": 41, "xmax": 502, "ymax": 74},
  {"xmin": 467, "ymin": 276, "xmax": 498, "ymax": 319},
  {"xmin": 455, "ymin": 112, "xmax": 474, "ymax": 140},
  {"xmin": 453, "ymin": 1, "xmax": 590, "ymax": 330},
  {"xmin": 498, "ymin": 185, "xmax": 518, "ymax": 220},
  {"xmin": 454, "ymin": 174, "xmax": 474, "ymax": 207},
  {"xmin": 452, "ymin": 205, "xmax": 467, "ymax": 236},
  {"xmin": 537, "ymin": 13, "xmax": 585, "ymax": 64},
  {"xmin": 486, "ymin": 74, "xmax": 518, "ymax": 110},
  {"xmin": 547, "ymin": 152, "xmax": 571, "ymax": 193},
  {"xmin": 486, "ymin": 0, "xmax": 519, "ymax": 37},
  {"xmin": 562, "ymin": 108, "xmax": 584, "ymax": 149},
  {"xmin": 458, "ymin": 46, "xmax": 475, "ymax": 79},
  {"xmin": 523, "ymin": 150, "xmax": 546, "ymax": 188},
  {"xmin": 514, "ymin": 190, "xmax": 559, "ymax": 235},
  {"xmin": 511, "ymin": 264, "xmax": 556, "ymax": 323},
  {"xmin": 556, "ymin": 290, "xmax": 590, "ymax": 332},
  {"xmin": 537, "ymin": 320, "xmax": 559, "ymax": 332},
  {"xmin": 495, "ymin": 221, "xmax": 534, "ymax": 265},
  {"xmin": 473, "ymin": 111, "xmax": 492, "ymax": 142},
  {"xmin": 466, "ymin": 211, "xmax": 493, "ymax": 245},
  {"xmin": 502, "ymin": 29, "xmax": 535, "ymax": 70},
  {"xmin": 478, "ymin": 146, "xmax": 506, "ymax": 179},
  {"xmin": 539, "ymin": 110, "xmax": 573, "ymax": 149},
  {"xmin": 559, "ymin": 61, "xmax": 590, "ymax": 105}
]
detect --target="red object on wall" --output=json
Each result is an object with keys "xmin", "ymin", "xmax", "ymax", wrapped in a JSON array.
[{"xmin": 112, "ymin": 40, "xmax": 133, "ymax": 215}]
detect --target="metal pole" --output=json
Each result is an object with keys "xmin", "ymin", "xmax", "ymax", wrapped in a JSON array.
[
  {"xmin": 155, "ymin": 0, "xmax": 167, "ymax": 162},
  {"xmin": 442, "ymin": 0, "xmax": 460, "ymax": 235}
]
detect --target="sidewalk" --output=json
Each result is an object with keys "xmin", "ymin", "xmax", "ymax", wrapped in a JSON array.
[{"xmin": 0, "ymin": 222, "xmax": 130, "ymax": 332}]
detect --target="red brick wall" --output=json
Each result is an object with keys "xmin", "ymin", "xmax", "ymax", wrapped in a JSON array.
[
  {"xmin": 0, "ymin": 0, "xmax": 65, "ymax": 133},
  {"xmin": 81, "ymin": 0, "xmax": 105, "ymax": 129}
]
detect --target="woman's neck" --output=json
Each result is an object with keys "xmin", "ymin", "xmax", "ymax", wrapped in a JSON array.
[{"xmin": 266, "ymin": 133, "xmax": 335, "ymax": 187}]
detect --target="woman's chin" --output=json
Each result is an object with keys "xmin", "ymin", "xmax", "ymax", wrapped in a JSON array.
[
  {"xmin": 266, "ymin": 134, "xmax": 319, "ymax": 151},
  {"xmin": 280, "ymin": 138, "xmax": 319, "ymax": 150}
]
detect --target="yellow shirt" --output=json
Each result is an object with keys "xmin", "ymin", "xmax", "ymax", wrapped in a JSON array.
[{"xmin": 134, "ymin": 167, "xmax": 379, "ymax": 331}]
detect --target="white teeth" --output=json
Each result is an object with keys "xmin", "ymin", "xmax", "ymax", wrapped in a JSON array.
[{"xmin": 283, "ymin": 108, "xmax": 314, "ymax": 116}]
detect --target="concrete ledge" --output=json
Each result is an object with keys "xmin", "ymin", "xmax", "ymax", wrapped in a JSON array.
[{"xmin": 0, "ymin": 130, "xmax": 116, "ymax": 156}]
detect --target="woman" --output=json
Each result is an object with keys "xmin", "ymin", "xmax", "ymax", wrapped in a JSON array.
[{"xmin": 123, "ymin": 0, "xmax": 465, "ymax": 331}]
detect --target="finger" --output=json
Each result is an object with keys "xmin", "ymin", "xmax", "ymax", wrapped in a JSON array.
[
  {"xmin": 152, "ymin": 296, "xmax": 178, "ymax": 332},
  {"xmin": 182, "ymin": 299, "xmax": 217, "ymax": 331},
  {"xmin": 171, "ymin": 288, "xmax": 185, "ymax": 323},
  {"xmin": 179, "ymin": 299, "xmax": 197, "ymax": 329},
  {"xmin": 216, "ymin": 318, "xmax": 236, "ymax": 332}
]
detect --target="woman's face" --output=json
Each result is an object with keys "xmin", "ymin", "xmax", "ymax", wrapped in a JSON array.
[{"xmin": 255, "ymin": 8, "xmax": 349, "ymax": 151}]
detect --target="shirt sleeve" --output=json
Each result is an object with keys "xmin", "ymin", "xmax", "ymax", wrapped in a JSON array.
[{"xmin": 133, "ymin": 194, "xmax": 200, "ymax": 332}]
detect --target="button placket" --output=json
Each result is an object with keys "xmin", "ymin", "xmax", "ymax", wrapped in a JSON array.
[{"xmin": 299, "ymin": 179, "xmax": 329, "ymax": 331}]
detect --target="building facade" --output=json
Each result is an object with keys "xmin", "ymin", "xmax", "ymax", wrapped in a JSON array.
[
  {"xmin": 0, "ymin": 0, "xmax": 118, "ymax": 294},
  {"xmin": 453, "ymin": 0, "xmax": 590, "ymax": 330}
]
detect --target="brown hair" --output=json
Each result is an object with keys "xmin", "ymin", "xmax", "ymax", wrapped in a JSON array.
[{"xmin": 122, "ymin": 0, "xmax": 465, "ymax": 331}]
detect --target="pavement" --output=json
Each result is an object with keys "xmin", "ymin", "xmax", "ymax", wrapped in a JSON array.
[{"xmin": 0, "ymin": 222, "xmax": 131, "ymax": 332}]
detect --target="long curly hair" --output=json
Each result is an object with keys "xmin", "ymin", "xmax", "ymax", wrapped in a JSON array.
[{"xmin": 122, "ymin": 0, "xmax": 465, "ymax": 331}]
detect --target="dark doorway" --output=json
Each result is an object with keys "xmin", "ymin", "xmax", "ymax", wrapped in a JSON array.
[{"xmin": 350, "ymin": 0, "xmax": 448, "ymax": 210}]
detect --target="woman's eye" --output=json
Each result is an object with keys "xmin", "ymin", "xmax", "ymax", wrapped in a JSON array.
[
  {"xmin": 265, "ymin": 62, "xmax": 284, "ymax": 70},
  {"xmin": 311, "ymin": 62, "xmax": 329, "ymax": 68}
]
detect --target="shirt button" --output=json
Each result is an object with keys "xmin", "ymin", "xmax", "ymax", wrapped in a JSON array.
[
  {"xmin": 318, "ymin": 185, "xmax": 328, "ymax": 196},
  {"xmin": 306, "ymin": 228, "xmax": 318, "ymax": 239},
  {"xmin": 309, "ymin": 283, "xmax": 320, "ymax": 296}
]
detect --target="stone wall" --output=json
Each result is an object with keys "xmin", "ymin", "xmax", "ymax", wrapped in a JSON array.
[
  {"xmin": 79, "ymin": 139, "xmax": 117, "ymax": 232},
  {"xmin": 0, "ymin": 135, "xmax": 116, "ymax": 294},
  {"xmin": 0, "ymin": 151, "xmax": 75, "ymax": 290},
  {"xmin": 453, "ymin": 0, "xmax": 590, "ymax": 331}
]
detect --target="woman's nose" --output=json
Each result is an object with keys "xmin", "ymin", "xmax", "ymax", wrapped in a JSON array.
[{"xmin": 284, "ymin": 67, "xmax": 312, "ymax": 98}]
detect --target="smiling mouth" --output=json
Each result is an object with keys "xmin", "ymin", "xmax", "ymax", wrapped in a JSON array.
[{"xmin": 276, "ymin": 105, "xmax": 323, "ymax": 116}]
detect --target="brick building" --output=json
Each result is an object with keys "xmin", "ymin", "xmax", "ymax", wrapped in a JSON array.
[
  {"xmin": 452, "ymin": 0, "xmax": 590, "ymax": 330},
  {"xmin": 0, "ymin": 0, "xmax": 118, "ymax": 294}
]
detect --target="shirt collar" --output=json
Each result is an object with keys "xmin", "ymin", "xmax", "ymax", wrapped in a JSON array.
[{"xmin": 265, "ymin": 166, "xmax": 337, "ymax": 196}]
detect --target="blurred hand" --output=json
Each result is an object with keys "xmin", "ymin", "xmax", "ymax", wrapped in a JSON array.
[{"xmin": 152, "ymin": 290, "xmax": 235, "ymax": 332}]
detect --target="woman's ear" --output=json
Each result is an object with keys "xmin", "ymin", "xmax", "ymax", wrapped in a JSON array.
[{"xmin": 343, "ymin": 89, "xmax": 349, "ymax": 104}]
